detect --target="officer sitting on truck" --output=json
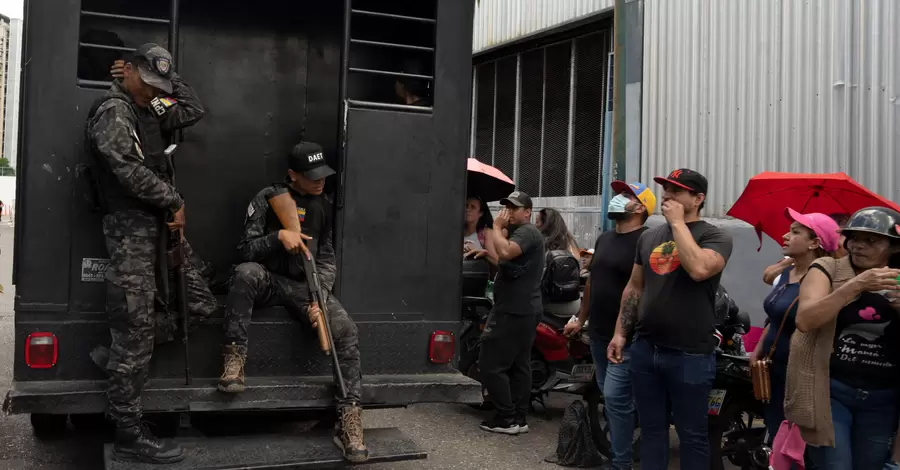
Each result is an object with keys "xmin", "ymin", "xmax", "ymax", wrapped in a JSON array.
[
  {"xmin": 217, "ymin": 142, "xmax": 368, "ymax": 463},
  {"xmin": 85, "ymin": 43, "xmax": 218, "ymax": 464}
]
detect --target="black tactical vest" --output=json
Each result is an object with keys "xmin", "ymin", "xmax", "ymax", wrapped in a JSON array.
[{"xmin": 85, "ymin": 85, "xmax": 173, "ymax": 214}]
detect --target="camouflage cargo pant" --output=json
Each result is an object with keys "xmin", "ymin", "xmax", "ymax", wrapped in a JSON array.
[
  {"xmin": 223, "ymin": 262, "xmax": 363, "ymax": 404},
  {"xmin": 102, "ymin": 210, "xmax": 218, "ymax": 429}
]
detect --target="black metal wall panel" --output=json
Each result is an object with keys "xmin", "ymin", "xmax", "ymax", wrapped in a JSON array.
[
  {"xmin": 518, "ymin": 49, "xmax": 544, "ymax": 197},
  {"xmin": 540, "ymin": 42, "xmax": 571, "ymax": 197},
  {"xmin": 493, "ymin": 56, "xmax": 516, "ymax": 181},
  {"xmin": 572, "ymin": 31, "xmax": 610, "ymax": 196},
  {"xmin": 473, "ymin": 62, "xmax": 494, "ymax": 164}
]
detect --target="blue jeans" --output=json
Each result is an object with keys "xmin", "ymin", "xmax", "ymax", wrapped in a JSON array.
[
  {"xmin": 591, "ymin": 336, "xmax": 635, "ymax": 470},
  {"xmin": 806, "ymin": 378, "xmax": 900, "ymax": 470},
  {"xmin": 630, "ymin": 337, "xmax": 715, "ymax": 470}
]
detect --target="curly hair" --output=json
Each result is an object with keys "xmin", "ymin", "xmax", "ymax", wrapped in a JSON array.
[{"xmin": 538, "ymin": 208, "xmax": 578, "ymax": 252}]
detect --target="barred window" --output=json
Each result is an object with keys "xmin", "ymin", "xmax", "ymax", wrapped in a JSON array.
[{"xmin": 470, "ymin": 27, "xmax": 613, "ymax": 199}]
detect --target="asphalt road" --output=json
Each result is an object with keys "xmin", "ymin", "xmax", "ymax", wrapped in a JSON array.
[{"xmin": 0, "ymin": 223, "xmax": 734, "ymax": 469}]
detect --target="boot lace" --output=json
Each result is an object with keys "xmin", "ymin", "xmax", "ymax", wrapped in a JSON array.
[
  {"xmin": 340, "ymin": 405, "xmax": 364, "ymax": 448},
  {"xmin": 221, "ymin": 348, "xmax": 245, "ymax": 380}
]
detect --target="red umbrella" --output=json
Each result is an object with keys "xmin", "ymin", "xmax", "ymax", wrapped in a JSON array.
[
  {"xmin": 467, "ymin": 158, "xmax": 515, "ymax": 202},
  {"xmin": 727, "ymin": 171, "xmax": 900, "ymax": 250}
]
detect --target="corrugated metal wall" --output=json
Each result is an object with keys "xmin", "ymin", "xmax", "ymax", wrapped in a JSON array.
[
  {"xmin": 473, "ymin": 0, "xmax": 614, "ymax": 53},
  {"xmin": 642, "ymin": 0, "xmax": 900, "ymax": 218}
]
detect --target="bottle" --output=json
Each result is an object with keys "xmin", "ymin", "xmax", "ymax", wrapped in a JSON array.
[{"xmin": 485, "ymin": 280, "xmax": 494, "ymax": 303}]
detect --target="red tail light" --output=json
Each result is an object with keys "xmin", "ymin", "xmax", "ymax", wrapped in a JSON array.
[
  {"xmin": 25, "ymin": 332, "xmax": 58, "ymax": 369},
  {"xmin": 429, "ymin": 330, "xmax": 455, "ymax": 364}
]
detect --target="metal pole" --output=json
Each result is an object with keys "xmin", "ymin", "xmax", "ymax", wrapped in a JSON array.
[
  {"xmin": 333, "ymin": 0, "xmax": 352, "ymax": 297},
  {"xmin": 491, "ymin": 63, "xmax": 497, "ymax": 166},
  {"xmin": 538, "ymin": 47, "xmax": 547, "ymax": 197},
  {"xmin": 512, "ymin": 54, "xmax": 522, "ymax": 185},
  {"xmin": 168, "ymin": 0, "xmax": 180, "ymax": 63},
  {"xmin": 565, "ymin": 40, "xmax": 577, "ymax": 196},
  {"xmin": 612, "ymin": 0, "xmax": 626, "ymax": 182},
  {"xmin": 469, "ymin": 69, "xmax": 477, "ymax": 157}
]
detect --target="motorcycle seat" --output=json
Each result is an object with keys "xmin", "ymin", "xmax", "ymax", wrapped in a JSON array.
[{"xmin": 541, "ymin": 312, "xmax": 570, "ymax": 331}]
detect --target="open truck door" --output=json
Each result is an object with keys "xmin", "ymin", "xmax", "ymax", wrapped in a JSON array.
[{"xmin": 4, "ymin": 0, "xmax": 480, "ymax": 467}]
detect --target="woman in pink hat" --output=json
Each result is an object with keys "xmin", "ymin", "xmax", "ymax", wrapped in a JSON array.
[{"xmin": 751, "ymin": 208, "xmax": 840, "ymax": 441}]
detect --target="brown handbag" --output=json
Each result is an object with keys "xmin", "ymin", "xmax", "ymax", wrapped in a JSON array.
[{"xmin": 751, "ymin": 297, "xmax": 799, "ymax": 403}]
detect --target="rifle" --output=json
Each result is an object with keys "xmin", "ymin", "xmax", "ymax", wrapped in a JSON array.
[
  {"xmin": 267, "ymin": 192, "xmax": 331, "ymax": 354},
  {"xmin": 302, "ymin": 254, "xmax": 348, "ymax": 399},
  {"xmin": 159, "ymin": 143, "xmax": 191, "ymax": 386}
]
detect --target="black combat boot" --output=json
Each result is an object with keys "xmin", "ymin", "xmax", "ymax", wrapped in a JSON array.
[
  {"xmin": 114, "ymin": 422, "xmax": 185, "ymax": 464},
  {"xmin": 218, "ymin": 343, "xmax": 247, "ymax": 393},
  {"xmin": 333, "ymin": 403, "xmax": 369, "ymax": 463}
]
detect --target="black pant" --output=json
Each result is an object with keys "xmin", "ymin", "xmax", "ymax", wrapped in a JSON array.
[{"xmin": 478, "ymin": 311, "xmax": 538, "ymax": 419}]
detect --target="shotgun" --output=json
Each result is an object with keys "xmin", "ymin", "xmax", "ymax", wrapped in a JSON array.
[
  {"xmin": 302, "ymin": 253, "xmax": 348, "ymax": 399},
  {"xmin": 266, "ymin": 192, "xmax": 330, "ymax": 354}
]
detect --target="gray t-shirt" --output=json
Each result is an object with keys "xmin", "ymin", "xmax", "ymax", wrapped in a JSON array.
[
  {"xmin": 634, "ymin": 221, "xmax": 734, "ymax": 353},
  {"xmin": 493, "ymin": 223, "xmax": 545, "ymax": 316}
]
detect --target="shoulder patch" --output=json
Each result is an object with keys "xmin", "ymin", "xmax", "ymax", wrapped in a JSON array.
[{"xmin": 246, "ymin": 202, "xmax": 256, "ymax": 219}]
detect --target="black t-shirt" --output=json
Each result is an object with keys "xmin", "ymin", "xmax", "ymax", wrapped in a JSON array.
[
  {"xmin": 493, "ymin": 223, "xmax": 545, "ymax": 316},
  {"xmin": 634, "ymin": 221, "xmax": 734, "ymax": 354},
  {"xmin": 588, "ymin": 227, "xmax": 647, "ymax": 339},
  {"xmin": 812, "ymin": 264, "xmax": 900, "ymax": 389}
]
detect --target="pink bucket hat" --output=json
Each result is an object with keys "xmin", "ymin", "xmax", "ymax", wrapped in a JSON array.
[{"xmin": 785, "ymin": 207, "xmax": 841, "ymax": 252}]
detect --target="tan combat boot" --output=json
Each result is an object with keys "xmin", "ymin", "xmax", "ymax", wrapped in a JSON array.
[
  {"xmin": 217, "ymin": 344, "xmax": 246, "ymax": 393},
  {"xmin": 333, "ymin": 403, "xmax": 369, "ymax": 463}
]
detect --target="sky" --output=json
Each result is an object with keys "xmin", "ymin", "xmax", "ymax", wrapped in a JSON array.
[{"xmin": 0, "ymin": 0, "xmax": 22, "ymax": 19}]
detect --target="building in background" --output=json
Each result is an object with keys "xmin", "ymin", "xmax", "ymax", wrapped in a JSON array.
[
  {"xmin": 0, "ymin": 14, "xmax": 9, "ymax": 171},
  {"xmin": 3, "ymin": 18, "xmax": 22, "ymax": 170}
]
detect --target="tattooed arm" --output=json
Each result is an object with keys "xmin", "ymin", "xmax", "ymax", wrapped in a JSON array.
[{"xmin": 607, "ymin": 263, "xmax": 645, "ymax": 363}]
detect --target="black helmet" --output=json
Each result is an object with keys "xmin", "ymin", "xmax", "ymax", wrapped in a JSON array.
[{"xmin": 841, "ymin": 206, "xmax": 900, "ymax": 240}]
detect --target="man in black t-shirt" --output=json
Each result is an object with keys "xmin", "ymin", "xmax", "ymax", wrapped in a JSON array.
[
  {"xmin": 565, "ymin": 180, "xmax": 655, "ymax": 470},
  {"xmin": 608, "ymin": 169, "xmax": 733, "ymax": 470},
  {"xmin": 478, "ymin": 190, "xmax": 545, "ymax": 435}
]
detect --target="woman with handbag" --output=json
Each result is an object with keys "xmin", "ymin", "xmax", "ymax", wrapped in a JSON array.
[
  {"xmin": 787, "ymin": 206, "xmax": 900, "ymax": 470},
  {"xmin": 751, "ymin": 208, "xmax": 840, "ymax": 441}
]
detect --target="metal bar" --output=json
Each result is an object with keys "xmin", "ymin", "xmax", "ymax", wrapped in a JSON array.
[
  {"xmin": 512, "ymin": 53, "xmax": 522, "ymax": 185},
  {"xmin": 77, "ymin": 79, "xmax": 113, "ymax": 89},
  {"xmin": 565, "ymin": 40, "xmax": 577, "ymax": 197},
  {"xmin": 346, "ymin": 100, "xmax": 433, "ymax": 113},
  {"xmin": 169, "ymin": 0, "xmax": 180, "ymax": 64},
  {"xmin": 348, "ymin": 67, "xmax": 433, "ymax": 80},
  {"xmin": 491, "ymin": 62, "xmax": 497, "ymax": 166},
  {"xmin": 350, "ymin": 39, "xmax": 434, "ymax": 52},
  {"xmin": 80, "ymin": 10, "xmax": 170, "ymax": 25},
  {"xmin": 350, "ymin": 9, "xmax": 436, "ymax": 24},
  {"xmin": 469, "ymin": 69, "xmax": 477, "ymax": 157},
  {"xmin": 333, "ymin": 0, "xmax": 353, "ymax": 298},
  {"xmin": 538, "ymin": 47, "xmax": 547, "ymax": 197},
  {"xmin": 79, "ymin": 42, "xmax": 135, "ymax": 53}
]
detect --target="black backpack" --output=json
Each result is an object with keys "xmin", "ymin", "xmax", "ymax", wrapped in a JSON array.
[{"xmin": 542, "ymin": 249, "xmax": 581, "ymax": 303}]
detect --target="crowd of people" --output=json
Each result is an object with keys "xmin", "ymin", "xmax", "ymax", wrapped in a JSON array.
[{"xmin": 465, "ymin": 168, "xmax": 900, "ymax": 470}]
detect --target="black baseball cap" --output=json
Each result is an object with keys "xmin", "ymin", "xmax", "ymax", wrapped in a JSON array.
[
  {"xmin": 653, "ymin": 168, "xmax": 708, "ymax": 194},
  {"xmin": 499, "ymin": 190, "xmax": 533, "ymax": 209},
  {"xmin": 288, "ymin": 142, "xmax": 335, "ymax": 180},
  {"xmin": 131, "ymin": 43, "xmax": 174, "ymax": 94}
]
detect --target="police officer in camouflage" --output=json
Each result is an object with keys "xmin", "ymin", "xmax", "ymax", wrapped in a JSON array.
[
  {"xmin": 217, "ymin": 142, "xmax": 368, "ymax": 463},
  {"xmin": 86, "ymin": 43, "xmax": 218, "ymax": 464}
]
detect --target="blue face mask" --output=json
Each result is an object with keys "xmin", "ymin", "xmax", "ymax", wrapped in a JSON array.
[{"xmin": 607, "ymin": 194, "xmax": 632, "ymax": 220}]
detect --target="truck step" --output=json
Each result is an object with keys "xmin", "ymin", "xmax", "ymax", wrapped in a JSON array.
[{"xmin": 103, "ymin": 427, "xmax": 425, "ymax": 469}]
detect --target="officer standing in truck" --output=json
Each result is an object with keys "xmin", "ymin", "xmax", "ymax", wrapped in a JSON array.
[
  {"xmin": 217, "ymin": 142, "xmax": 369, "ymax": 463},
  {"xmin": 86, "ymin": 43, "xmax": 217, "ymax": 464}
]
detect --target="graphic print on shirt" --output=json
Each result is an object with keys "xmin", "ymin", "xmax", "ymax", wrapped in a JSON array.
[
  {"xmin": 649, "ymin": 241, "xmax": 681, "ymax": 275},
  {"xmin": 835, "ymin": 304, "xmax": 893, "ymax": 369},
  {"xmin": 297, "ymin": 207, "xmax": 306, "ymax": 223}
]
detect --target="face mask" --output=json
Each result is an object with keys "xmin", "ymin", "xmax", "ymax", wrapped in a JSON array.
[{"xmin": 607, "ymin": 194, "xmax": 632, "ymax": 220}]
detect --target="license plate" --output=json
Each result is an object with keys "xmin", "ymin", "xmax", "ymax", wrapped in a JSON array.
[
  {"xmin": 571, "ymin": 364, "xmax": 595, "ymax": 382},
  {"xmin": 707, "ymin": 389, "xmax": 726, "ymax": 415}
]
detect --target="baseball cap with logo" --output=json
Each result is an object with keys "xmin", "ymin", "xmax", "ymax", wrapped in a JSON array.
[
  {"xmin": 131, "ymin": 43, "xmax": 174, "ymax": 94},
  {"xmin": 499, "ymin": 191, "xmax": 533, "ymax": 209},
  {"xmin": 653, "ymin": 168, "xmax": 709, "ymax": 194},
  {"xmin": 288, "ymin": 142, "xmax": 335, "ymax": 180},
  {"xmin": 610, "ymin": 180, "xmax": 657, "ymax": 215}
]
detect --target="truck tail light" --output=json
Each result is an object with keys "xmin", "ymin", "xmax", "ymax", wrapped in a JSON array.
[
  {"xmin": 429, "ymin": 330, "xmax": 455, "ymax": 364},
  {"xmin": 26, "ymin": 332, "xmax": 58, "ymax": 369}
]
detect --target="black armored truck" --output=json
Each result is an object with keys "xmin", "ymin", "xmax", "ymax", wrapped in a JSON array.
[{"xmin": 4, "ymin": 0, "xmax": 480, "ymax": 467}]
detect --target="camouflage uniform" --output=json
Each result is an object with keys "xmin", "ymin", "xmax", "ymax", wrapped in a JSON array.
[
  {"xmin": 87, "ymin": 72, "xmax": 217, "ymax": 431},
  {"xmin": 221, "ymin": 183, "xmax": 362, "ymax": 403}
]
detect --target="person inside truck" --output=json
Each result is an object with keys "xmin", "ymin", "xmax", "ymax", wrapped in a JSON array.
[
  {"xmin": 463, "ymin": 195, "xmax": 499, "ymax": 266},
  {"xmin": 394, "ymin": 59, "xmax": 432, "ymax": 107},
  {"xmin": 85, "ymin": 43, "xmax": 217, "ymax": 465},
  {"xmin": 217, "ymin": 141, "xmax": 368, "ymax": 463}
]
